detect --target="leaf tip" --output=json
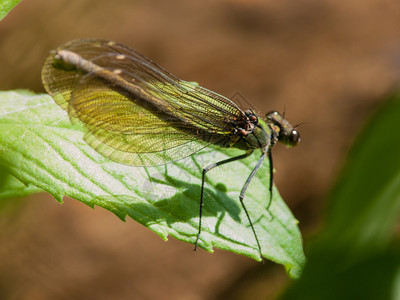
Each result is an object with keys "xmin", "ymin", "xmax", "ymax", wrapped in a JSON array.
[{"xmin": 51, "ymin": 193, "xmax": 64, "ymax": 203}]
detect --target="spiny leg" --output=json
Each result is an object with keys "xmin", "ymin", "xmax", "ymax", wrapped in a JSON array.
[{"xmin": 194, "ymin": 152, "xmax": 252, "ymax": 251}]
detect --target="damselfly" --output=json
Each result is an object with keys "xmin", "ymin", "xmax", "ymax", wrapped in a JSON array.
[{"xmin": 41, "ymin": 39, "xmax": 300, "ymax": 258}]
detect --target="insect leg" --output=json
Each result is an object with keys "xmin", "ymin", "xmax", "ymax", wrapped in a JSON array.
[
  {"xmin": 194, "ymin": 152, "xmax": 252, "ymax": 251},
  {"xmin": 266, "ymin": 149, "xmax": 273, "ymax": 210},
  {"xmin": 238, "ymin": 152, "xmax": 267, "ymax": 259}
]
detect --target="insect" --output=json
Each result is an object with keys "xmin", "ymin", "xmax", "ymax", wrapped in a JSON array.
[{"xmin": 41, "ymin": 39, "xmax": 300, "ymax": 258}]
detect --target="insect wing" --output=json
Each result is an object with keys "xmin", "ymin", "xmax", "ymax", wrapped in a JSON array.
[{"xmin": 42, "ymin": 39, "xmax": 246, "ymax": 166}]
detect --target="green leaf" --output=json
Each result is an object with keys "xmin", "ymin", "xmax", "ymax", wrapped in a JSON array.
[
  {"xmin": 0, "ymin": 90, "xmax": 305, "ymax": 278},
  {"xmin": 0, "ymin": 0, "xmax": 22, "ymax": 21},
  {"xmin": 281, "ymin": 92, "xmax": 400, "ymax": 298},
  {"xmin": 0, "ymin": 173, "xmax": 43, "ymax": 200}
]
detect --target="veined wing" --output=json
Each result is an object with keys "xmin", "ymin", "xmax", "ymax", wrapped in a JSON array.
[{"xmin": 41, "ymin": 39, "xmax": 247, "ymax": 166}]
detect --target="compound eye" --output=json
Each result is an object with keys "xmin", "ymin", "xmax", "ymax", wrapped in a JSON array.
[{"xmin": 288, "ymin": 129, "xmax": 300, "ymax": 146}]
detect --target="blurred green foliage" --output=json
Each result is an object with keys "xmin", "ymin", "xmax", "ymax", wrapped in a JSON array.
[{"xmin": 281, "ymin": 92, "xmax": 400, "ymax": 299}]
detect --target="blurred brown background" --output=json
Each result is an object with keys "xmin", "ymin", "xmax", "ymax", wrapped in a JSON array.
[{"xmin": 1, "ymin": 0, "xmax": 400, "ymax": 299}]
